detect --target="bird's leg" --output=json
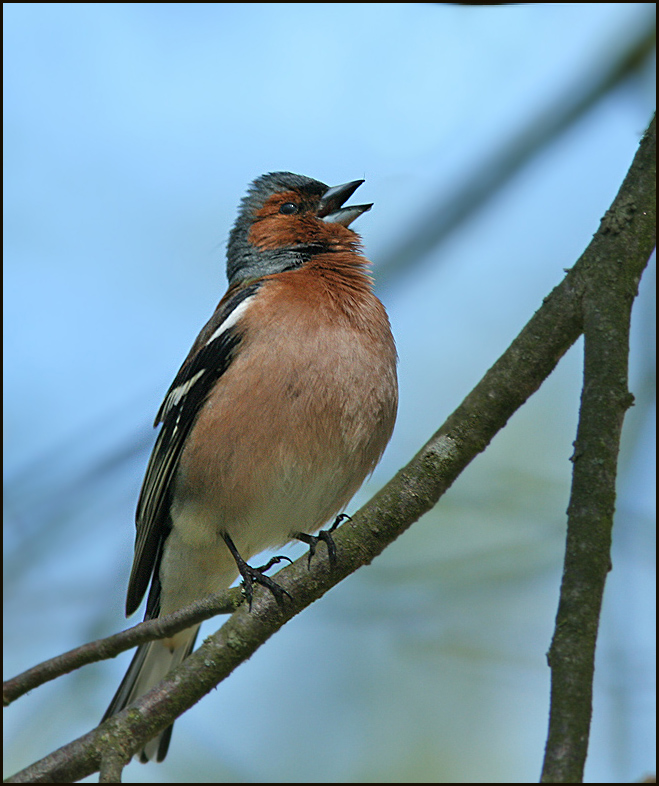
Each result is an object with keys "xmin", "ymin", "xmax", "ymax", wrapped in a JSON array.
[
  {"xmin": 222, "ymin": 533, "xmax": 292, "ymax": 610},
  {"xmin": 293, "ymin": 513, "xmax": 351, "ymax": 568}
]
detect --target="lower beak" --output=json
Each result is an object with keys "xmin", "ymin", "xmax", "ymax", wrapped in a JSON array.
[{"xmin": 318, "ymin": 179, "xmax": 373, "ymax": 227}]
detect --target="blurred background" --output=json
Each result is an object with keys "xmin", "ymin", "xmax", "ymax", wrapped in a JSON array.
[{"xmin": 3, "ymin": 3, "xmax": 655, "ymax": 783}]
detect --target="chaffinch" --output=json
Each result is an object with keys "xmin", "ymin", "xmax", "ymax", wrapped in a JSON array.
[{"xmin": 103, "ymin": 172, "xmax": 398, "ymax": 762}]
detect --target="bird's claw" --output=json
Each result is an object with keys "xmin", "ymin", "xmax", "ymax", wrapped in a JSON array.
[
  {"xmin": 223, "ymin": 534, "xmax": 292, "ymax": 610},
  {"xmin": 294, "ymin": 513, "xmax": 351, "ymax": 568}
]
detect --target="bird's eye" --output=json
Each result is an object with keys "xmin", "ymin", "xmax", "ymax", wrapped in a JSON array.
[{"xmin": 279, "ymin": 202, "xmax": 299, "ymax": 215}]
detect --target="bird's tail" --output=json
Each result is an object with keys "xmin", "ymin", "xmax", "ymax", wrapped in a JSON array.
[{"xmin": 102, "ymin": 624, "xmax": 200, "ymax": 762}]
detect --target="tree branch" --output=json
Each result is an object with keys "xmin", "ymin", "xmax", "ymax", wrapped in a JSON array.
[
  {"xmin": 98, "ymin": 748, "xmax": 127, "ymax": 784},
  {"xmin": 541, "ymin": 116, "xmax": 656, "ymax": 782},
  {"xmin": 4, "ymin": 115, "xmax": 654, "ymax": 785},
  {"xmin": 3, "ymin": 589, "xmax": 243, "ymax": 706}
]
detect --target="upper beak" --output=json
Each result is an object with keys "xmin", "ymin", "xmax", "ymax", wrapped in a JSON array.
[{"xmin": 318, "ymin": 179, "xmax": 373, "ymax": 227}]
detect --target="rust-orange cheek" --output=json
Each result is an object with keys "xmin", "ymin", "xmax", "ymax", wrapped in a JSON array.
[{"xmin": 248, "ymin": 208, "xmax": 357, "ymax": 252}]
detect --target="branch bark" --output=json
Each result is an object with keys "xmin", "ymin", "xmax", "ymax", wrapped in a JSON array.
[
  {"xmin": 541, "ymin": 117, "xmax": 656, "ymax": 782},
  {"xmin": 4, "ymin": 115, "xmax": 655, "ymax": 785}
]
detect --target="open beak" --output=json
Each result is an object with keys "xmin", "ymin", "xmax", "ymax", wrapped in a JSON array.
[{"xmin": 318, "ymin": 179, "xmax": 372, "ymax": 227}]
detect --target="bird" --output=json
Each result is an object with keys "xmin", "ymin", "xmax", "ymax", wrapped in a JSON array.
[{"xmin": 102, "ymin": 171, "xmax": 398, "ymax": 762}]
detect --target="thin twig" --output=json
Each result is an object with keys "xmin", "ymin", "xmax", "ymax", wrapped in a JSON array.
[{"xmin": 3, "ymin": 588, "xmax": 243, "ymax": 706}]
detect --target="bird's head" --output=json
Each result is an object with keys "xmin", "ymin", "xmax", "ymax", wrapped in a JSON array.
[{"xmin": 226, "ymin": 172, "xmax": 372, "ymax": 285}]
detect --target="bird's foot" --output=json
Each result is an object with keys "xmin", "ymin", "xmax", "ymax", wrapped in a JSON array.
[
  {"xmin": 293, "ymin": 513, "xmax": 351, "ymax": 568},
  {"xmin": 222, "ymin": 534, "xmax": 292, "ymax": 610}
]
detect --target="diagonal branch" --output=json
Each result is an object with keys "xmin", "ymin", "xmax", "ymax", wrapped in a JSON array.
[{"xmin": 4, "ymin": 116, "xmax": 655, "ymax": 785}]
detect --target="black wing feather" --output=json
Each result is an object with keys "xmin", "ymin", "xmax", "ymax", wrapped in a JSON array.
[{"xmin": 126, "ymin": 281, "xmax": 262, "ymax": 616}]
